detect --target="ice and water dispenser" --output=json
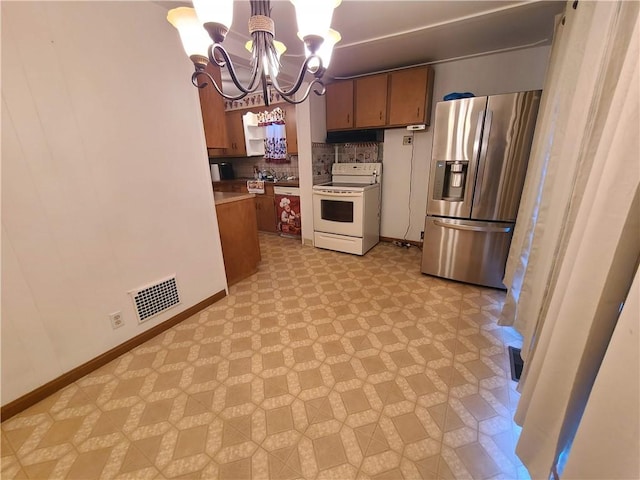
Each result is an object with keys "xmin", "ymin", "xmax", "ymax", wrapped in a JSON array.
[{"xmin": 431, "ymin": 160, "xmax": 468, "ymax": 201}]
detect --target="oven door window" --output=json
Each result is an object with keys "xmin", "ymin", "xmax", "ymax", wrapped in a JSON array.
[{"xmin": 321, "ymin": 199, "xmax": 354, "ymax": 223}]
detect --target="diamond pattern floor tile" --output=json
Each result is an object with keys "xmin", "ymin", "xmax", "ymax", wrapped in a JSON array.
[{"xmin": 1, "ymin": 234, "xmax": 527, "ymax": 479}]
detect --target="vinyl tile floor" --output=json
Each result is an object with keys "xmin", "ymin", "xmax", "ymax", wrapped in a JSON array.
[{"xmin": 1, "ymin": 234, "xmax": 528, "ymax": 479}]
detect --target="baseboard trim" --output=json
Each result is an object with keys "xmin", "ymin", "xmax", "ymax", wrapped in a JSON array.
[
  {"xmin": 1, "ymin": 290, "xmax": 226, "ymax": 422},
  {"xmin": 380, "ymin": 236, "xmax": 423, "ymax": 248}
]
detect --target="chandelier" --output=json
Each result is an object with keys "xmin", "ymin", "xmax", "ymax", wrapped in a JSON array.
[{"xmin": 167, "ymin": 0, "xmax": 341, "ymax": 106}]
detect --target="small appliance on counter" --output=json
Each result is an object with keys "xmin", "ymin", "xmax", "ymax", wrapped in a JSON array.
[
  {"xmin": 210, "ymin": 163, "xmax": 221, "ymax": 182},
  {"xmin": 217, "ymin": 162, "xmax": 235, "ymax": 180}
]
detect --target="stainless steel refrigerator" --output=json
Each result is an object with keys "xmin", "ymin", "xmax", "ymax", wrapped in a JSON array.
[{"xmin": 421, "ymin": 90, "xmax": 541, "ymax": 289}]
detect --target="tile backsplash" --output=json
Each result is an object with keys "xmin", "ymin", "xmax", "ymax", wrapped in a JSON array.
[
  {"xmin": 211, "ymin": 142, "xmax": 383, "ymax": 183},
  {"xmin": 336, "ymin": 142, "xmax": 383, "ymax": 164},
  {"xmin": 312, "ymin": 142, "xmax": 383, "ymax": 184},
  {"xmin": 312, "ymin": 143, "xmax": 334, "ymax": 185},
  {"xmin": 215, "ymin": 155, "xmax": 299, "ymax": 180}
]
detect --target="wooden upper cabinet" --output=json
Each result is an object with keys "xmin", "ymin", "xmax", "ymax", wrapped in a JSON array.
[
  {"xmin": 326, "ymin": 80, "xmax": 354, "ymax": 130},
  {"xmin": 283, "ymin": 103, "xmax": 298, "ymax": 154},
  {"xmin": 212, "ymin": 104, "xmax": 296, "ymax": 158},
  {"xmin": 225, "ymin": 110, "xmax": 247, "ymax": 157},
  {"xmin": 324, "ymin": 66, "xmax": 435, "ymax": 131},
  {"xmin": 197, "ymin": 63, "xmax": 228, "ymax": 149},
  {"xmin": 388, "ymin": 66, "xmax": 434, "ymax": 126},
  {"xmin": 355, "ymin": 74, "xmax": 388, "ymax": 128}
]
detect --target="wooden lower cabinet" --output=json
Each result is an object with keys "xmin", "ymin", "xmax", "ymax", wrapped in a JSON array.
[
  {"xmin": 215, "ymin": 196, "xmax": 261, "ymax": 286},
  {"xmin": 213, "ymin": 181, "xmax": 277, "ymax": 232},
  {"xmin": 255, "ymin": 193, "xmax": 277, "ymax": 233}
]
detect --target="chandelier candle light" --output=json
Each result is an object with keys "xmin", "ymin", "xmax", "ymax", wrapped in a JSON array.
[{"xmin": 167, "ymin": 0, "xmax": 341, "ymax": 105}]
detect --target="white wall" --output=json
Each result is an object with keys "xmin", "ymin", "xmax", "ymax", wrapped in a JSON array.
[
  {"xmin": 381, "ymin": 45, "xmax": 551, "ymax": 241},
  {"xmin": 562, "ymin": 268, "xmax": 639, "ymax": 479},
  {"xmin": 1, "ymin": 2, "xmax": 227, "ymax": 404},
  {"xmin": 296, "ymin": 86, "xmax": 327, "ymax": 245}
]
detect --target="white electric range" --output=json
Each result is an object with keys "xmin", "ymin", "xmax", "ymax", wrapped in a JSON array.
[{"xmin": 312, "ymin": 163, "xmax": 382, "ymax": 255}]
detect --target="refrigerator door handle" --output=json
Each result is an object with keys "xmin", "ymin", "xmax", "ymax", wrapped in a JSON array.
[
  {"xmin": 471, "ymin": 110, "xmax": 485, "ymax": 163},
  {"xmin": 473, "ymin": 110, "xmax": 493, "ymax": 208},
  {"xmin": 433, "ymin": 219, "xmax": 511, "ymax": 233}
]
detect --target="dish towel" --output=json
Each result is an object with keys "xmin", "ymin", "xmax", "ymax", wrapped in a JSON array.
[{"xmin": 247, "ymin": 180, "xmax": 265, "ymax": 194}]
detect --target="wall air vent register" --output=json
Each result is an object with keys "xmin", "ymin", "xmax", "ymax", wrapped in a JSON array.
[{"xmin": 129, "ymin": 275, "xmax": 180, "ymax": 323}]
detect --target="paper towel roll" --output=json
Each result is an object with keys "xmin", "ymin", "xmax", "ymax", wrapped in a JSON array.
[{"xmin": 210, "ymin": 164, "xmax": 221, "ymax": 182}]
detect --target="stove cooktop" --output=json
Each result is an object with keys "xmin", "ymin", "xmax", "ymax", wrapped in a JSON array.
[
  {"xmin": 332, "ymin": 162, "xmax": 382, "ymax": 176},
  {"xmin": 313, "ymin": 163, "xmax": 383, "ymax": 192},
  {"xmin": 313, "ymin": 181, "xmax": 380, "ymax": 192},
  {"xmin": 316, "ymin": 182, "xmax": 377, "ymax": 188}
]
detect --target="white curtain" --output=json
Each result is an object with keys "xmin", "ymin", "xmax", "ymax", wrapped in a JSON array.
[
  {"xmin": 259, "ymin": 107, "xmax": 288, "ymax": 163},
  {"xmin": 562, "ymin": 268, "xmax": 640, "ymax": 479},
  {"xmin": 498, "ymin": 0, "xmax": 640, "ymax": 477}
]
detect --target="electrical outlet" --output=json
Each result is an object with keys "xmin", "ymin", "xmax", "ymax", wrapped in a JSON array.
[
  {"xmin": 110, "ymin": 311, "xmax": 124, "ymax": 329},
  {"xmin": 420, "ymin": 231, "xmax": 425, "ymax": 240},
  {"xmin": 403, "ymin": 135, "xmax": 413, "ymax": 145}
]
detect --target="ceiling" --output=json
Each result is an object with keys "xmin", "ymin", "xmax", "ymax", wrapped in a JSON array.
[{"xmin": 159, "ymin": 0, "xmax": 566, "ymax": 92}]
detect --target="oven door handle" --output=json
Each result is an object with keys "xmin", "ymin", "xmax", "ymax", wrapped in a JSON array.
[{"xmin": 314, "ymin": 191, "xmax": 363, "ymax": 198}]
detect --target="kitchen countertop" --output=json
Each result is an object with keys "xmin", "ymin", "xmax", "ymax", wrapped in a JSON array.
[
  {"xmin": 213, "ymin": 191, "xmax": 255, "ymax": 205},
  {"xmin": 212, "ymin": 178, "xmax": 300, "ymax": 187}
]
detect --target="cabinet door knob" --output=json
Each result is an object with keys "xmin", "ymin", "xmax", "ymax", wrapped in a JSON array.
[
  {"xmin": 379, "ymin": 111, "xmax": 382, "ymax": 120},
  {"xmin": 347, "ymin": 113, "xmax": 350, "ymax": 124},
  {"xmin": 417, "ymin": 107, "xmax": 420, "ymax": 118}
]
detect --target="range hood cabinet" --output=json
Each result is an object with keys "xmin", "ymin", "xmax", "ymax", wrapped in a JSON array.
[{"xmin": 325, "ymin": 129, "xmax": 384, "ymax": 144}]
